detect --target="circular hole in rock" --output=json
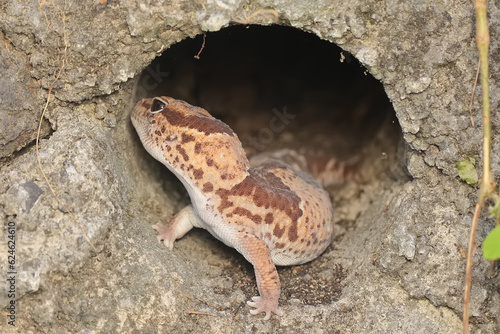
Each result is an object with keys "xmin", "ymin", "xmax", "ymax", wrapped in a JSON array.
[{"xmin": 132, "ymin": 24, "xmax": 408, "ymax": 306}]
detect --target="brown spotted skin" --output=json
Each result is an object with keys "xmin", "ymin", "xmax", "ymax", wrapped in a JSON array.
[{"xmin": 131, "ymin": 96, "xmax": 335, "ymax": 320}]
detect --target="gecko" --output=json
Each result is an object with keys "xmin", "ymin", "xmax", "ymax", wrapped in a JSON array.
[{"xmin": 131, "ymin": 96, "xmax": 348, "ymax": 320}]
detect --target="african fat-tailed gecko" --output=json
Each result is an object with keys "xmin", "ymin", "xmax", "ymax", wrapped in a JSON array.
[{"xmin": 131, "ymin": 96, "xmax": 346, "ymax": 320}]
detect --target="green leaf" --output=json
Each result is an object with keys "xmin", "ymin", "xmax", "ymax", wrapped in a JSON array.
[
  {"xmin": 456, "ymin": 159, "xmax": 478, "ymax": 185},
  {"xmin": 482, "ymin": 226, "xmax": 500, "ymax": 260}
]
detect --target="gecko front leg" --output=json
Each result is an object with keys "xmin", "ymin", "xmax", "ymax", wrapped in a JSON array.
[
  {"xmin": 153, "ymin": 205, "xmax": 202, "ymax": 250},
  {"xmin": 236, "ymin": 232, "xmax": 283, "ymax": 320}
]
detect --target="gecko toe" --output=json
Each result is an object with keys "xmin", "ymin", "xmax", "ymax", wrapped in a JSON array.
[
  {"xmin": 247, "ymin": 296, "xmax": 282, "ymax": 320},
  {"xmin": 152, "ymin": 224, "xmax": 175, "ymax": 249}
]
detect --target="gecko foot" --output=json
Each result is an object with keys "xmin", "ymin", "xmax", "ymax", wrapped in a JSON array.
[
  {"xmin": 247, "ymin": 296, "xmax": 283, "ymax": 320},
  {"xmin": 152, "ymin": 223, "xmax": 176, "ymax": 250}
]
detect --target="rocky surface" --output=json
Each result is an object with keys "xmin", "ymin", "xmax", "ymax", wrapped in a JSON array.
[{"xmin": 0, "ymin": 0, "xmax": 499, "ymax": 333}]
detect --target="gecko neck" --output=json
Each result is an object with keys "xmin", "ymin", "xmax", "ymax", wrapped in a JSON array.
[{"xmin": 166, "ymin": 153, "xmax": 250, "ymax": 210}]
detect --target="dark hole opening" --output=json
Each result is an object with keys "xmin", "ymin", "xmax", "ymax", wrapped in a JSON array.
[
  {"xmin": 134, "ymin": 22, "xmax": 407, "ymax": 223},
  {"xmin": 133, "ymin": 24, "xmax": 407, "ymax": 307},
  {"xmin": 134, "ymin": 23, "xmax": 407, "ymax": 218},
  {"xmin": 134, "ymin": 25, "xmax": 402, "ymax": 168}
]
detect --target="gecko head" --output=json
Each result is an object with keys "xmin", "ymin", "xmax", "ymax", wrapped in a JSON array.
[{"xmin": 131, "ymin": 96, "xmax": 249, "ymax": 182}]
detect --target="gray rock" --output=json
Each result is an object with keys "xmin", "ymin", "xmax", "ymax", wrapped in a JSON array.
[{"xmin": 4, "ymin": 181, "xmax": 43, "ymax": 214}]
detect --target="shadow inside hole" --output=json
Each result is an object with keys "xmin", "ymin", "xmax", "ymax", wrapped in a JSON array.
[{"xmin": 134, "ymin": 24, "xmax": 401, "ymax": 167}]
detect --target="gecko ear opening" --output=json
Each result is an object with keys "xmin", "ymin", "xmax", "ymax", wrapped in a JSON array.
[{"xmin": 151, "ymin": 98, "xmax": 167, "ymax": 114}]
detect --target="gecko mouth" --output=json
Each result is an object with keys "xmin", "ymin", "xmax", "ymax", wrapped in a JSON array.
[{"xmin": 130, "ymin": 99, "xmax": 147, "ymax": 121}]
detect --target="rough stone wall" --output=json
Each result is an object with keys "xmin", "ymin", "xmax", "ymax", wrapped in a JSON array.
[{"xmin": 0, "ymin": 0, "xmax": 499, "ymax": 333}]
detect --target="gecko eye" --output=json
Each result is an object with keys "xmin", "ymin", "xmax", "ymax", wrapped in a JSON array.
[{"xmin": 150, "ymin": 98, "xmax": 167, "ymax": 114}]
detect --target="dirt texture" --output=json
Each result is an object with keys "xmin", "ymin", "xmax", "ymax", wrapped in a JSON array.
[{"xmin": 0, "ymin": 0, "xmax": 499, "ymax": 333}]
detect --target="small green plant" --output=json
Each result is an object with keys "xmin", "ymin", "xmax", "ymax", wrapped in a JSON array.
[
  {"xmin": 482, "ymin": 226, "xmax": 500, "ymax": 260},
  {"xmin": 457, "ymin": 158, "xmax": 478, "ymax": 186}
]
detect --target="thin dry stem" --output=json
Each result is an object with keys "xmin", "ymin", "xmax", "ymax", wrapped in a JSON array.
[
  {"xmin": 475, "ymin": 0, "xmax": 494, "ymax": 200},
  {"xmin": 463, "ymin": 201, "xmax": 482, "ymax": 334},
  {"xmin": 185, "ymin": 311, "xmax": 216, "ymax": 316},
  {"xmin": 463, "ymin": 1, "xmax": 494, "ymax": 333},
  {"xmin": 194, "ymin": 33, "xmax": 206, "ymax": 59}
]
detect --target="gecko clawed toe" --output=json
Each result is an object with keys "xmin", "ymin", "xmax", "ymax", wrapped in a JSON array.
[
  {"xmin": 152, "ymin": 224, "xmax": 175, "ymax": 250},
  {"xmin": 248, "ymin": 296, "xmax": 283, "ymax": 320},
  {"xmin": 131, "ymin": 96, "xmax": 349, "ymax": 320}
]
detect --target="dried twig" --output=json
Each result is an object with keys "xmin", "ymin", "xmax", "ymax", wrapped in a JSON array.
[
  {"xmin": 194, "ymin": 33, "xmax": 206, "ymax": 60},
  {"xmin": 463, "ymin": 1, "xmax": 496, "ymax": 333},
  {"xmin": 186, "ymin": 311, "xmax": 216, "ymax": 316}
]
